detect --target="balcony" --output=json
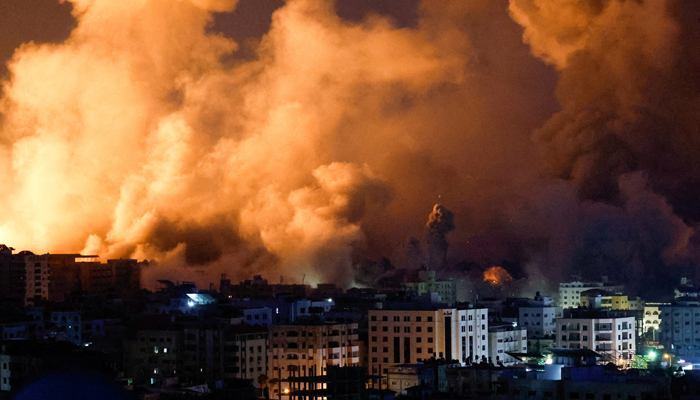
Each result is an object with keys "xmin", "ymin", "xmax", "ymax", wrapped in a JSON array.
[
  {"xmin": 595, "ymin": 324, "xmax": 612, "ymax": 332},
  {"xmin": 560, "ymin": 324, "xmax": 580, "ymax": 331},
  {"xmin": 595, "ymin": 334, "xmax": 611, "ymax": 341}
]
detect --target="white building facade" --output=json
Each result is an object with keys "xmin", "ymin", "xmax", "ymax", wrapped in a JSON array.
[
  {"xmin": 488, "ymin": 325, "xmax": 527, "ymax": 366},
  {"xmin": 559, "ymin": 280, "xmax": 624, "ymax": 309},
  {"xmin": 519, "ymin": 306, "xmax": 557, "ymax": 338},
  {"xmin": 556, "ymin": 312, "xmax": 636, "ymax": 366},
  {"xmin": 367, "ymin": 307, "xmax": 488, "ymax": 377}
]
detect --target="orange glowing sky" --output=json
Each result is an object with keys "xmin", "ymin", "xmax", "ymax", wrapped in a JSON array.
[{"xmin": 0, "ymin": 0, "xmax": 698, "ymax": 295}]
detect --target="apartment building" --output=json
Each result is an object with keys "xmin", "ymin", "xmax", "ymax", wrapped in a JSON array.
[
  {"xmin": 488, "ymin": 323, "xmax": 527, "ymax": 366},
  {"xmin": 23, "ymin": 254, "xmax": 49, "ymax": 306},
  {"xmin": 580, "ymin": 289, "xmax": 630, "ymax": 310},
  {"xmin": 659, "ymin": 300, "xmax": 700, "ymax": 361},
  {"xmin": 367, "ymin": 306, "xmax": 488, "ymax": 377},
  {"xmin": 519, "ymin": 305, "xmax": 557, "ymax": 338},
  {"xmin": 181, "ymin": 325, "xmax": 268, "ymax": 387},
  {"xmin": 404, "ymin": 270, "xmax": 456, "ymax": 305},
  {"xmin": 559, "ymin": 279, "xmax": 624, "ymax": 309},
  {"xmin": 268, "ymin": 320, "xmax": 360, "ymax": 397},
  {"xmin": 124, "ymin": 328, "xmax": 183, "ymax": 386},
  {"xmin": 0, "ymin": 246, "xmax": 26, "ymax": 306},
  {"xmin": 556, "ymin": 310, "xmax": 636, "ymax": 365},
  {"xmin": 643, "ymin": 303, "xmax": 663, "ymax": 338},
  {"xmin": 222, "ymin": 326, "xmax": 268, "ymax": 385}
]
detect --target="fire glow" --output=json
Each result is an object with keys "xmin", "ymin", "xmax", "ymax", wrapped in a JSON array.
[
  {"xmin": 483, "ymin": 266, "xmax": 513, "ymax": 285},
  {"xmin": 0, "ymin": 0, "xmax": 697, "ymax": 295}
]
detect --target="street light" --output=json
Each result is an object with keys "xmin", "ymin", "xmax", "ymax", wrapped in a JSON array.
[{"xmin": 664, "ymin": 353, "xmax": 675, "ymax": 367}]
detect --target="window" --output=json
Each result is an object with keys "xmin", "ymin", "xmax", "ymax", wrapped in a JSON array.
[
  {"xmin": 416, "ymin": 337, "xmax": 422, "ymax": 343},
  {"xmin": 371, "ymin": 326, "xmax": 377, "ymax": 331},
  {"xmin": 427, "ymin": 317, "xmax": 433, "ymax": 322},
  {"xmin": 428, "ymin": 338, "xmax": 433, "ymax": 343},
  {"xmin": 404, "ymin": 316, "xmax": 410, "ymax": 322},
  {"xmin": 371, "ymin": 316, "xmax": 377, "ymax": 321},
  {"xmin": 382, "ymin": 327, "xmax": 388, "ymax": 332},
  {"xmin": 383, "ymin": 337, "xmax": 388, "ymax": 342},
  {"xmin": 383, "ymin": 347, "xmax": 388, "ymax": 353},
  {"xmin": 416, "ymin": 327, "xmax": 422, "ymax": 332},
  {"xmin": 394, "ymin": 316, "xmax": 400, "ymax": 321},
  {"xmin": 417, "ymin": 348, "xmax": 422, "ymax": 353},
  {"xmin": 404, "ymin": 327, "xmax": 411, "ymax": 333},
  {"xmin": 428, "ymin": 327, "xmax": 433, "ymax": 333},
  {"xmin": 372, "ymin": 336, "xmax": 377, "ymax": 342},
  {"xmin": 416, "ymin": 316, "xmax": 422, "ymax": 322},
  {"xmin": 428, "ymin": 348, "xmax": 433, "ymax": 354},
  {"xmin": 382, "ymin": 316, "xmax": 388, "ymax": 321}
]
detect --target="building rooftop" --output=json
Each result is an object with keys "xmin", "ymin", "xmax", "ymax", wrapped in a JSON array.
[{"xmin": 548, "ymin": 348, "xmax": 601, "ymax": 358}]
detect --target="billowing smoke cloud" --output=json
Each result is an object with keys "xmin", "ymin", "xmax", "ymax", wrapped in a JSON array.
[
  {"xmin": 507, "ymin": 0, "xmax": 700, "ymax": 297},
  {"xmin": 425, "ymin": 204, "xmax": 455, "ymax": 270},
  {"xmin": 0, "ymin": 0, "xmax": 697, "ymax": 297},
  {"xmin": 0, "ymin": 0, "xmax": 487, "ymax": 287}
]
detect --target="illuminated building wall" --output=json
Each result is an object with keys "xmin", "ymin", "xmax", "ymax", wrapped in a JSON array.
[
  {"xmin": 368, "ymin": 307, "xmax": 488, "ymax": 379},
  {"xmin": 268, "ymin": 321, "xmax": 360, "ymax": 398}
]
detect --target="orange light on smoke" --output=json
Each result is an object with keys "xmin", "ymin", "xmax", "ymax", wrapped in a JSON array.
[{"xmin": 483, "ymin": 266, "xmax": 513, "ymax": 285}]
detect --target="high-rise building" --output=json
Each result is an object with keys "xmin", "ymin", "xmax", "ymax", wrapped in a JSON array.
[
  {"xmin": 268, "ymin": 320, "xmax": 360, "ymax": 397},
  {"xmin": 367, "ymin": 305, "xmax": 488, "ymax": 378},
  {"xmin": 555, "ymin": 310, "xmax": 636, "ymax": 366},
  {"xmin": 659, "ymin": 299, "xmax": 700, "ymax": 361}
]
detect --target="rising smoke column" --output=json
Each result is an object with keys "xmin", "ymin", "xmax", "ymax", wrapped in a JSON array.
[{"xmin": 425, "ymin": 204, "xmax": 455, "ymax": 270}]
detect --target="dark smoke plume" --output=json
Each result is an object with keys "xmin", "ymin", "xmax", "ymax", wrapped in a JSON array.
[{"xmin": 425, "ymin": 204, "xmax": 455, "ymax": 270}]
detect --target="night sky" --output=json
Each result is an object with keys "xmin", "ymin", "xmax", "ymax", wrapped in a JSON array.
[{"xmin": 0, "ymin": 0, "xmax": 698, "ymax": 300}]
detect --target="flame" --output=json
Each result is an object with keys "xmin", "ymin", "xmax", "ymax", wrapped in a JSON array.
[{"xmin": 483, "ymin": 266, "xmax": 513, "ymax": 285}]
